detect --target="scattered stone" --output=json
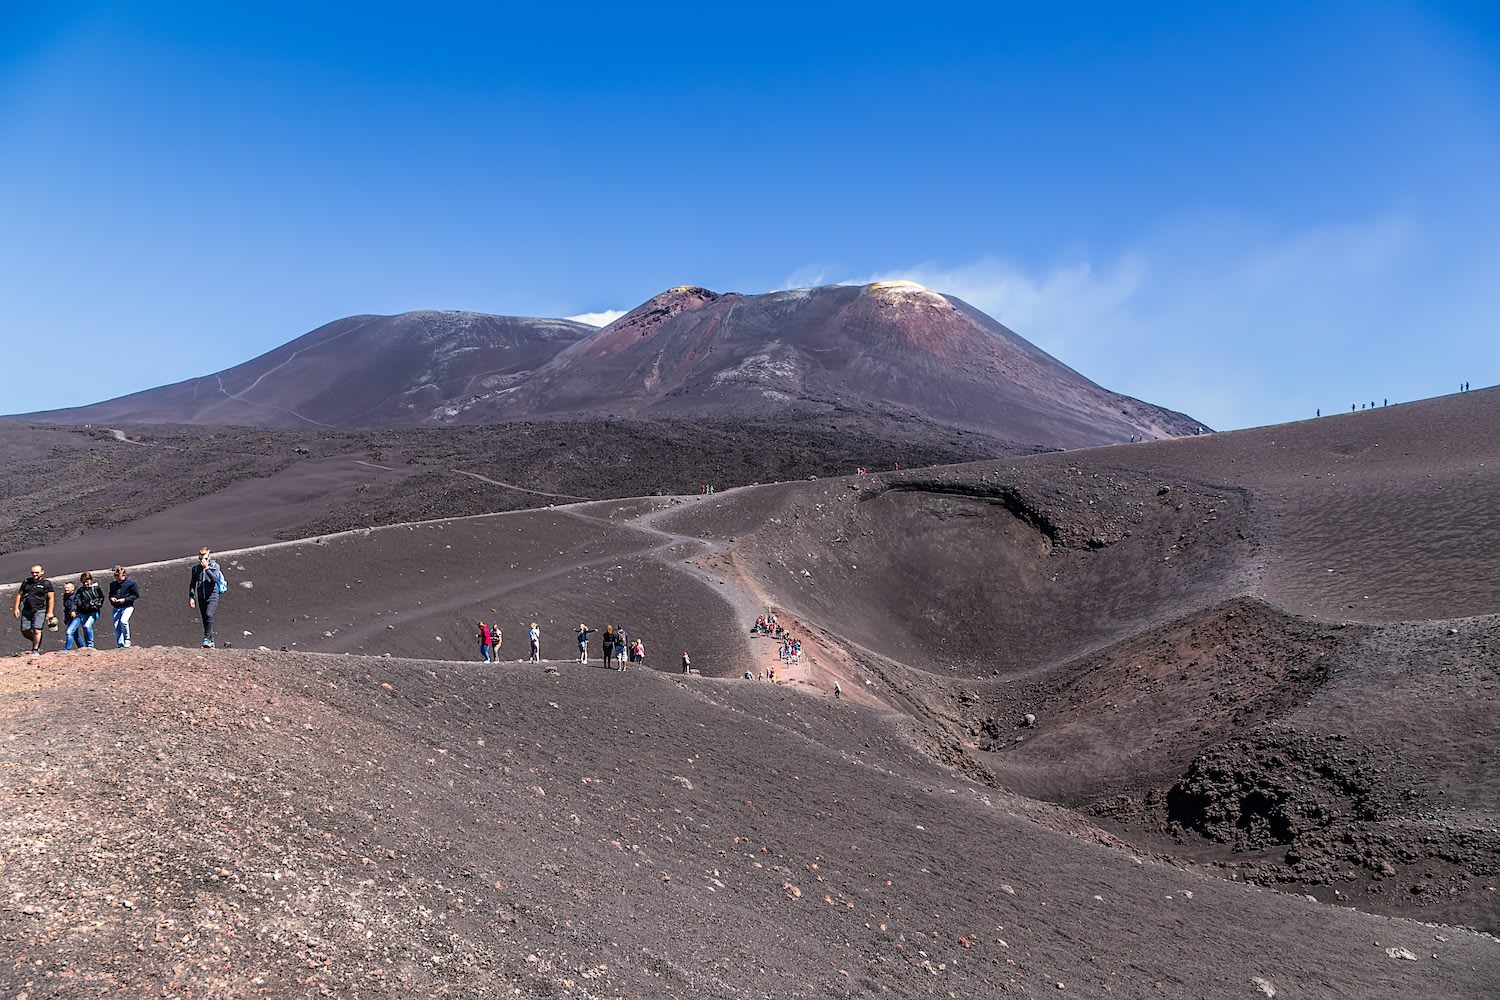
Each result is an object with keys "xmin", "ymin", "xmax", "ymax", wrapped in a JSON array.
[
  {"xmin": 1250, "ymin": 976, "xmax": 1276, "ymax": 997},
  {"xmin": 1021, "ymin": 714, "xmax": 1037, "ymax": 728},
  {"xmin": 1384, "ymin": 947, "xmax": 1418, "ymax": 961},
  {"xmin": 238, "ymin": 580, "xmax": 254, "ymax": 589}
]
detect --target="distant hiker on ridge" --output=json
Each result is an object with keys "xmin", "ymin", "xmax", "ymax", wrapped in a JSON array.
[
  {"xmin": 576, "ymin": 623, "xmax": 595, "ymax": 663},
  {"xmin": 528, "ymin": 622, "xmax": 541, "ymax": 662},
  {"xmin": 188, "ymin": 546, "xmax": 226, "ymax": 648},
  {"xmin": 14, "ymin": 564, "xmax": 55, "ymax": 657},
  {"xmin": 477, "ymin": 621, "xmax": 493, "ymax": 662},
  {"xmin": 681, "ymin": 650, "xmax": 691, "ymax": 675},
  {"xmin": 602, "ymin": 624, "xmax": 618, "ymax": 668}
]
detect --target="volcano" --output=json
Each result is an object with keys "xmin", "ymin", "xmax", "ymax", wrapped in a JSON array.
[
  {"xmin": 17, "ymin": 311, "xmax": 593, "ymax": 429},
  {"xmin": 473, "ymin": 282, "xmax": 1200, "ymax": 448},
  {"xmin": 13, "ymin": 283, "xmax": 1201, "ymax": 448}
]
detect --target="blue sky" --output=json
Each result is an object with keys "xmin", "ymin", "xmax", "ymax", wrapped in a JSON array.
[{"xmin": 3, "ymin": 2, "xmax": 1497, "ymax": 429}]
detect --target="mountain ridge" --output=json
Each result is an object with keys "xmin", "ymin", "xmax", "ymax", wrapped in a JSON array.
[{"xmin": 10, "ymin": 283, "xmax": 1203, "ymax": 449}]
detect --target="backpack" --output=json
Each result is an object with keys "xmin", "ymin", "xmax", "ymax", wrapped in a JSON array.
[{"xmin": 215, "ymin": 565, "xmax": 229, "ymax": 594}]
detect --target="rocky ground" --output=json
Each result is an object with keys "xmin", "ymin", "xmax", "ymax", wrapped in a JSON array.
[
  {"xmin": 2, "ymin": 389, "xmax": 1498, "ymax": 995},
  {"xmin": 3, "ymin": 648, "xmax": 1494, "ymax": 999},
  {"xmin": 0, "ymin": 416, "xmax": 1028, "ymax": 582}
]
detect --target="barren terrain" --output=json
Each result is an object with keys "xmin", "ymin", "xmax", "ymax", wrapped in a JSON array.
[{"xmin": 2, "ymin": 388, "xmax": 1498, "ymax": 997}]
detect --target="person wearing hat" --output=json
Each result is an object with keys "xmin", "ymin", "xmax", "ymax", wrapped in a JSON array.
[{"xmin": 13, "ymin": 564, "xmax": 56, "ymax": 656}]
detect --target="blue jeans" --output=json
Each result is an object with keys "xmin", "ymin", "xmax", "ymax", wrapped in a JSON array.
[
  {"xmin": 113, "ymin": 606, "xmax": 133, "ymax": 646},
  {"xmin": 79, "ymin": 612, "xmax": 98, "ymax": 647},
  {"xmin": 65, "ymin": 616, "xmax": 84, "ymax": 649},
  {"xmin": 480, "ymin": 643, "xmax": 492, "ymax": 662}
]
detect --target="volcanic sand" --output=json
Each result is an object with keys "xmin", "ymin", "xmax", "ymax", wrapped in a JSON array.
[{"xmin": 3, "ymin": 389, "xmax": 1499, "ymax": 995}]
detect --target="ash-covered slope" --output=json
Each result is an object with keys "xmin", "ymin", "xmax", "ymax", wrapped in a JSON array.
[
  {"xmin": 11, "ymin": 284, "xmax": 1200, "ymax": 448},
  {"xmin": 16, "ymin": 311, "xmax": 592, "ymax": 428},
  {"xmin": 476, "ymin": 282, "xmax": 1202, "ymax": 448}
]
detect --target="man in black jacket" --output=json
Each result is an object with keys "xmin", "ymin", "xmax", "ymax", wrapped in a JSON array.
[
  {"xmin": 187, "ymin": 547, "xmax": 224, "ymax": 648},
  {"xmin": 13, "ymin": 565, "xmax": 56, "ymax": 656}
]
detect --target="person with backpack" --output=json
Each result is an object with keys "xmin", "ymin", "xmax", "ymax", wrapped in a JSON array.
[
  {"xmin": 528, "ymin": 622, "xmax": 541, "ymax": 662},
  {"xmin": 109, "ymin": 565, "xmax": 140, "ymax": 647},
  {"xmin": 187, "ymin": 547, "xmax": 225, "ymax": 648},
  {"xmin": 490, "ymin": 623, "xmax": 502, "ymax": 657},
  {"xmin": 73, "ymin": 571, "xmax": 104, "ymax": 649},
  {"xmin": 13, "ymin": 564, "xmax": 56, "ymax": 656},
  {"xmin": 477, "ymin": 621, "xmax": 493, "ymax": 662}
]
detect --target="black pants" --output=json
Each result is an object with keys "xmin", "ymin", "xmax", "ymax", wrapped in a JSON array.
[{"xmin": 198, "ymin": 593, "xmax": 219, "ymax": 643}]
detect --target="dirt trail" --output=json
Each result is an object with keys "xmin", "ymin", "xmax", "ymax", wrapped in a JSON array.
[{"xmin": 452, "ymin": 468, "xmax": 591, "ymax": 502}]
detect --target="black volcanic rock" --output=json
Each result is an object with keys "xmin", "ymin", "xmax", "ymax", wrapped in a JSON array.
[
  {"xmin": 476, "ymin": 283, "xmax": 1201, "ymax": 448},
  {"xmin": 18, "ymin": 311, "xmax": 593, "ymax": 429}
]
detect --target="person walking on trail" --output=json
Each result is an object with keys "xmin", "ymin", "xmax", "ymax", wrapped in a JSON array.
[
  {"xmin": 681, "ymin": 651, "xmax": 691, "ymax": 675},
  {"xmin": 188, "ymin": 547, "xmax": 225, "ymax": 648},
  {"xmin": 477, "ymin": 622, "xmax": 493, "ymax": 662},
  {"xmin": 61, "ymin": 582, "xmax": 81, "ymax": 650},
  {"xmin": 490, "ymin": 622, "xmax": 502, "ymax": 657},
  {"xmin": 631, "ymin": 637, "xmax": 645, "ymax": 667},
  {"xmin": 576, "ymin": 623, "xmax": 595, "ymax": 664},
  {"xmin": 834, "ymin": 681, "xmax": 842, "ymax": 700},
  {"xmin": 73, "ymin": 572, "xmax": 104, "ymax": 650},
  {"xmin": 13, "ymin": 564, "xmax": 56, "ymax": 657},
  {"xmin": 601, "ymin": 625, "xmax": 618, "ymax": 669},
  {"xmin": 527, "ymin": 622, "xmax": 541, "ymax": 662},
  {"xmin": 109, "ymin": 565, "xmax": 140, "ymax": 647}
]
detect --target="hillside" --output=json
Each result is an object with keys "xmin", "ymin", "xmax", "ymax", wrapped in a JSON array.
[
  {"xmin": 14, "ymin": 311, "xmax": 592, "ymax": 428},
  {"xmin": 10, "ymin": 284, "xmax": 1202, "ymax": 450},
  {"xmin": 480, "ymin": 283, "xmax": 1202, "ymax": 448}
]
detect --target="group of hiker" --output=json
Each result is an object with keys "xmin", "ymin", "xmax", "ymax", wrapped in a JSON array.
[
  {"xmin": 475, "ymin": 620, "xmax": 681, "ymax": 672},
  {"xmin": 11, "ymin": 548, "xmax": 225, "ymax": 656},
  {"xmin": 571, "ymin": 623, "xmax": 649, "ymax": 669}
]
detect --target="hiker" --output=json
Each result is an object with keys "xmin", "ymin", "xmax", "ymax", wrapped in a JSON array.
[
  {"xmin": 1316, "ymin": 408, "xmax": 1320, "ymax": 418},
  {"xmin": 617, "ymin": 627, "xmax": 629, "ymax": 663},
  {"xmin": 834, "ymin": 681, "xmax": 841, "ymax": 699},
  {"xmin": 602, "ymin": 624, "xmax": 618, "ymax": 668},
  {"xmin": 631, "ymin": 637, "xmax": 645, "ymax": 666},
  {"xmin": 13, "ymin": 564, "xmax": 56, "ymax": 656},
  {"xmin": 73, "ymin": 572, "xmax": 103, "ymax": 649},
  {"xmin": 681, "ymin": 651, "xmax": 691, "ymax": 674},
  {"xmin": 61, "ymin": 582, "xmax": 80, "ymax": 650},
  {"xmin": 477, "ymin": 621, "xmax": 493, "ymax": 662},
  {"xmin": 187, "ymin": 547, "xmax": 225, "ymax": 648},
  {"xmin": 528, "ymin": 622, "xmax": 540, "ymax": 662},
  {"xmin": 576, "ymin": 623, "xmax": 595, "ymax": 663},
  {"xmin": 491, "ymin": 622, "xmax": 502, "ymax": 656},
  {"xmin": 109, "ymin": 565, "xmax": 139, "ymax": 647}
]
